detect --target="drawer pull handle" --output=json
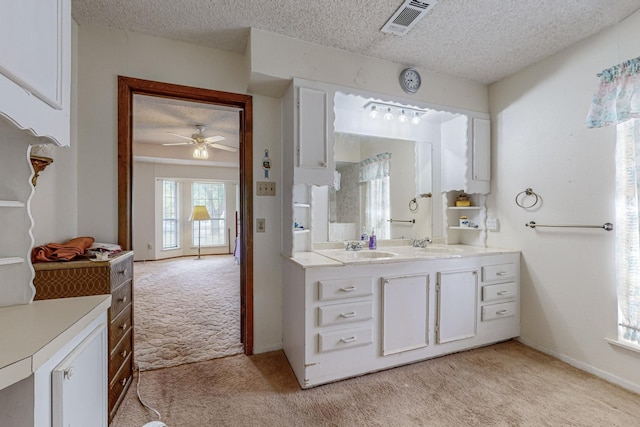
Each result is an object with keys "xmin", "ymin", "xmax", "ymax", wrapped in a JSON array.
[
  {"xmin": 120, "ymin": 350, "xmax": 128, "ymax": 358},
  {"xmin": 496, "ymin": 271, "xmax": 508, "ymax": 276},
  {"xmin": 339, "ymin": 286, "xmax": 357, "ymax": 292},
  {"xmin": 340, "ymin": 336, "xmax": 357, "ymax": 343},
  {"xmin": 319, "ymin": 161, "xmax": 327, "ymax": 167},
  {"xmin": 340, "ymin": 312, "xmax": 357, "ymax": 318},
  {"xmin": 119, "ymin": 323, "xmax": 127, "ymax": 330},
  {"xmin": 120, "ymin": 378, "xmax": 128, "ymax": 386},
  {"xmin": 118, "ymin": 269, "xmax": 128, "ymax": 275},
  {"xmin": 497, "ymin": 290, "xmax": 509, "ymax": 295},
  {"xmin": 496, "ymin": 309, "xmax": 509, "ymax": 315},
  {"xmin": 119, "ymin": 296, "xmax": 127, "ymax": 303}
]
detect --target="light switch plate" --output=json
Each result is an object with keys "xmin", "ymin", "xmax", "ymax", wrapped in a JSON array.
[
  {"xmin": 487, "ymin": 217, "xmax": 499, "ymax": 232},
  {"xmin": 257, "ymin": 181, "xmax": 276, "ymax": 196}
]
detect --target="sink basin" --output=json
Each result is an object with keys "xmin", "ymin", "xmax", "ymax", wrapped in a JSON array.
[
  {"xmin": 416, "ymin": 246, "xmax": 463, "ymax": 254},
  {"xmin": 353, "ymin": 251, "xmax": 397, "ymax": 259}
]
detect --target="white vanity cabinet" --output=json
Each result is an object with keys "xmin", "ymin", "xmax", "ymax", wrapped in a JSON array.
[
  {"xmin": 436, "ymin": 268, "xmax": 478, "ymax": 344},
  {"xmin": 0, "ymin": 0, "xmax": 72, "ymax": 146},
  {"xmin": 282, "ymin": 251, "xmax": 520, "ymax": 388},
  {"xmin": 0, "ymin": 295, "xmax": 111, "ymax": 427}
]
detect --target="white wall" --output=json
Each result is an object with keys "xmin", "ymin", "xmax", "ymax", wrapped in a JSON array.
[{"xmin": 488, "ymin": 10, "xmax": 640, "ymax": 391}]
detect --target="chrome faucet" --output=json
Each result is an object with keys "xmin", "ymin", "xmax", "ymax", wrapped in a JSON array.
[
  {"xmin": 412, "ymin": 238, "xmax": 432, "ymax": 248},
  {"xmin": 345, "ymin": 241, "xmax": 364, "ymax": 251}
]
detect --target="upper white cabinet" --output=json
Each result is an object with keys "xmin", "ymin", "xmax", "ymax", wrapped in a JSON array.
[
  {"xmin": 441, "ymin": 116, "xmax": 490, "ymax": 194},
  {"xmin": 288, "ymin": 79, "xmax": 335, "ymax": 186},
  {"xmin": 0, "ymin": 0, "xmax": 72, "ymax": 146}
]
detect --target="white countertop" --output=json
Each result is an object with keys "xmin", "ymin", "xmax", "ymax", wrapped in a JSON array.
[
  {"xmin": 288, "ymin": 244, "xmax": 519, "ymax": 268},
  {"xmin": 0, "ymin": 294, "xmax": 112, "ymax": 390}
]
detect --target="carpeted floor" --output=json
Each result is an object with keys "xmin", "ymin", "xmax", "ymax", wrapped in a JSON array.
[
  {"xmin": 133, "ymin": 255, "xmax": 243, "ymax": 371},
  {"xmin": 111, "ymin": 340, "xmax": 640, "ymax": 427}
]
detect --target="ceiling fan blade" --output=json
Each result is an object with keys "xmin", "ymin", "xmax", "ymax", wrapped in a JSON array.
[
  {"xmin": 167, "ymin": 132, "xmax": 195, "ymax": 142},
  {"xmin": 210, "ymin": 142, "xmax": 238, "ymax": 152},
  {"xmin": 162, "ymin": 142, "xmax": 190, "ymax": 146},
  {"xmin": 203, "ymin": 135, "xmax": 226, "ymax": 143}
]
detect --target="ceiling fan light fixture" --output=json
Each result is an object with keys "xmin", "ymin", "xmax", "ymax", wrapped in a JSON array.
[{"xmin": 193, "ymin": 144, "xmax": 209, "ymax": 160}]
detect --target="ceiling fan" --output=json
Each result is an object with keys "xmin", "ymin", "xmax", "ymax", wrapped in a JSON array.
[{"xmin": 162, "ymin": 125, "xmax": 237, "ymax": 159}]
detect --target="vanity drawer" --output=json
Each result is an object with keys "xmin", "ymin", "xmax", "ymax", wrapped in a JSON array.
[
  {"xmin": 318, "ymin": 326, "xmax": 373, "ymax": 353},
  {"xmin": 318, "ymin": 277, "xmax": 373, "ymax": 301},
  {"xmin": 482, "ymin": 263, "xmax": 516, "ymax": 283},
  {"xmin": 481, "ymin": 301, "xmax": 517, "ymax": 321},
  {"xmin": 317, "ymin": 301, "xmax": 373, "ymax": 327},
  {"xmin": 482, "ymin": 282, "xmax": 517, "ymax": 302}
]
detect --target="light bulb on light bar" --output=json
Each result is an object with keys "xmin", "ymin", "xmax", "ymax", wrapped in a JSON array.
[
  {"xmin": 399, "ymin": 110, "xmax": 408, "ymax": 123},
  {"xmin": 383, "ymin": 107, "xmax": 393, "ymax": 121},
  {"xmin": 411, "ymin": 112, "xmax": 421, "ymax": 125},
  {"xmin": 369, "ymin": 105, "xmax": 378, "ymax": 119}
]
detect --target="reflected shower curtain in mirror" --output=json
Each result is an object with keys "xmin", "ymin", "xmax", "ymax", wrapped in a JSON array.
[
  {"xmin": 587, "ymin": 56, "xmax": 640, "ymax": 346},
  {"xmin": 359, "ymin": 153, "xmax": 391, "ymax": 240}
]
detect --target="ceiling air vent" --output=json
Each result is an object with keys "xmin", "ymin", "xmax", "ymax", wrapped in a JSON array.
[{"xmin": 381, "ymin": 0, "xmax": 438, "ymax": 36}]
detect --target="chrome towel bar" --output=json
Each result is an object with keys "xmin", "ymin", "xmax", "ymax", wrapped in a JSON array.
[
  {"xmin": 388, "ymin": 219, "xmax": 416, "ymax": 224},
  {"xmin": 525, "ymin": 221, "xmax": 613, "ymax": 231}
]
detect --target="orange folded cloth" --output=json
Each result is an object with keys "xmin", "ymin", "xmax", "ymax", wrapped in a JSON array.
[{"xmin": 31, "ymin": 236, "xmax": 95, "ymax": 263}]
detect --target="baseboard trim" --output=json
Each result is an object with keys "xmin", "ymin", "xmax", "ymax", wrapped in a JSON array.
[{"xmin": 515, "ymin": 337, "xmax": 640, "ymax": 395}]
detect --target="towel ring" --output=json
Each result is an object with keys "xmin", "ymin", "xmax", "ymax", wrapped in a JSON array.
[
  {"xmin": 409, "ymin": 198, "xmax": 419, "ymax": 212},
  {"xmin": 516, "ymin": 188, "xmax": 539, "ymax": 208}
]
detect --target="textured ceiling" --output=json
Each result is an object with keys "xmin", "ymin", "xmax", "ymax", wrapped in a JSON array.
[{"xmin": 73, "ymin": 0, "xmax": 640, "ymax": 85}]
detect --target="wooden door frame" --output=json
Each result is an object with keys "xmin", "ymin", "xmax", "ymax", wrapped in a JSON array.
[{"xmin": 117, "ymin": 76, "xmax": 253, "ymax": 355}]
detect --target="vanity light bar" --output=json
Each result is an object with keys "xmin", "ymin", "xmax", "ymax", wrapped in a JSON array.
[{"xmin": 362, "ymin": 101, "xmax": 427, "ymax": 124}]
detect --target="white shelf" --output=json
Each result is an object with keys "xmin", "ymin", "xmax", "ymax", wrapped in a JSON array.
[
  {"xmin": 294, "ymin": 203, "xmax": 311, "ymax": 208},
  {"xmin": 294, "ymin": 229, "xmax": 311, "ymax": 234},
  {"xmin": 0, "ymin": 257, "xmax": 25, "ymax": 266},
  {"xmin": 447, "ymin": 206, "xmax": 482, "ymax": 210},
  {"xmin": 449, "ymin": 227, "xmax": 484, "ymax": 231},
  {"xmin": 0, "ymin": 201, "xmax": 25, "ymax": 208}
]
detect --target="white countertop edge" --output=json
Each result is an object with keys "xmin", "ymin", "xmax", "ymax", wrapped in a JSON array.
[
  {"xmin": 286, "ymin": 245, "xmax": 520, "ymax": 268},
  {"xmin": 0, "ymin": 294, "xmax": 112, "ymax": 390}
]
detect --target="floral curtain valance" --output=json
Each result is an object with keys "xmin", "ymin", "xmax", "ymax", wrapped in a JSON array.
[
  {"xmin": 586, "ymin": 56, "xmax": 640, "ymax": 128},
  {"xmin": 359, "ymin": 152, "xmax": 391, "ymax": 182}
]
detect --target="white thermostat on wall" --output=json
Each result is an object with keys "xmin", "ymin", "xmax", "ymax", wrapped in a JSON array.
[{"xmin": 487, "ymin": 217, "xmax": 500, "ymax": 232}]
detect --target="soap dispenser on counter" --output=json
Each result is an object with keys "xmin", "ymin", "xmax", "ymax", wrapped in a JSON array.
[{"xmin": 368, "ymin": 228, "xmax": 377, "ymax": 250}]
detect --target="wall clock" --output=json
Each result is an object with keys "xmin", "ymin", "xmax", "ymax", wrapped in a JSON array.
[{"xmin": 399, "ymin": 68, "xmax": 421, "ymax": 94}]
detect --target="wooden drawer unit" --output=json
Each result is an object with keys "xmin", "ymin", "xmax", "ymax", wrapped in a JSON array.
[{"xmin": 33, "ymin": 251, "xmax": 134, "ymax": 422}]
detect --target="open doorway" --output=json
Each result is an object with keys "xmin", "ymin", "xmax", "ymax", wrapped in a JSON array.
[{"xmin": 117, "ymin": 76, "xmax": 253, "ymax": 356}]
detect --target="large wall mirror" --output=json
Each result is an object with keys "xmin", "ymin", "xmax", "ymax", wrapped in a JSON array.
[{"xmin": 311, "ymin": 91, "xmax": 462, "ymax": 244}]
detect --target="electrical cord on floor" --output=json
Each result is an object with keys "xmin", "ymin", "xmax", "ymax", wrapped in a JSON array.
[{"xmin": 135, "ymin": 363, "xmax": 168, "ymax": 427}]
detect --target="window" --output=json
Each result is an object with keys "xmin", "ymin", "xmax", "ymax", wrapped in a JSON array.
[
  {"xmin": 192, "ymin": 182, "xmax": 226, "ymax": 246},
  {"xmin": 162, "ymin": 180, "xmax": 178, "ymax": 249},
  {"xmin": 615, "ymin": 119, "xmax": 640, "ymax": 345}
]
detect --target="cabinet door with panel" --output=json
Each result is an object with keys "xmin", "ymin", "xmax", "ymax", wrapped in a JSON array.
[
  {"xmin": 436, "ymin": 269, "xmax": 478, "ymax": 344},
  {"xmin": 382, "ymin": 275, "xmax": 429, "ymax": 356},
  {"xmin": 294, "ymin": 82, "xmax": 335, "ymax": 185}
]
